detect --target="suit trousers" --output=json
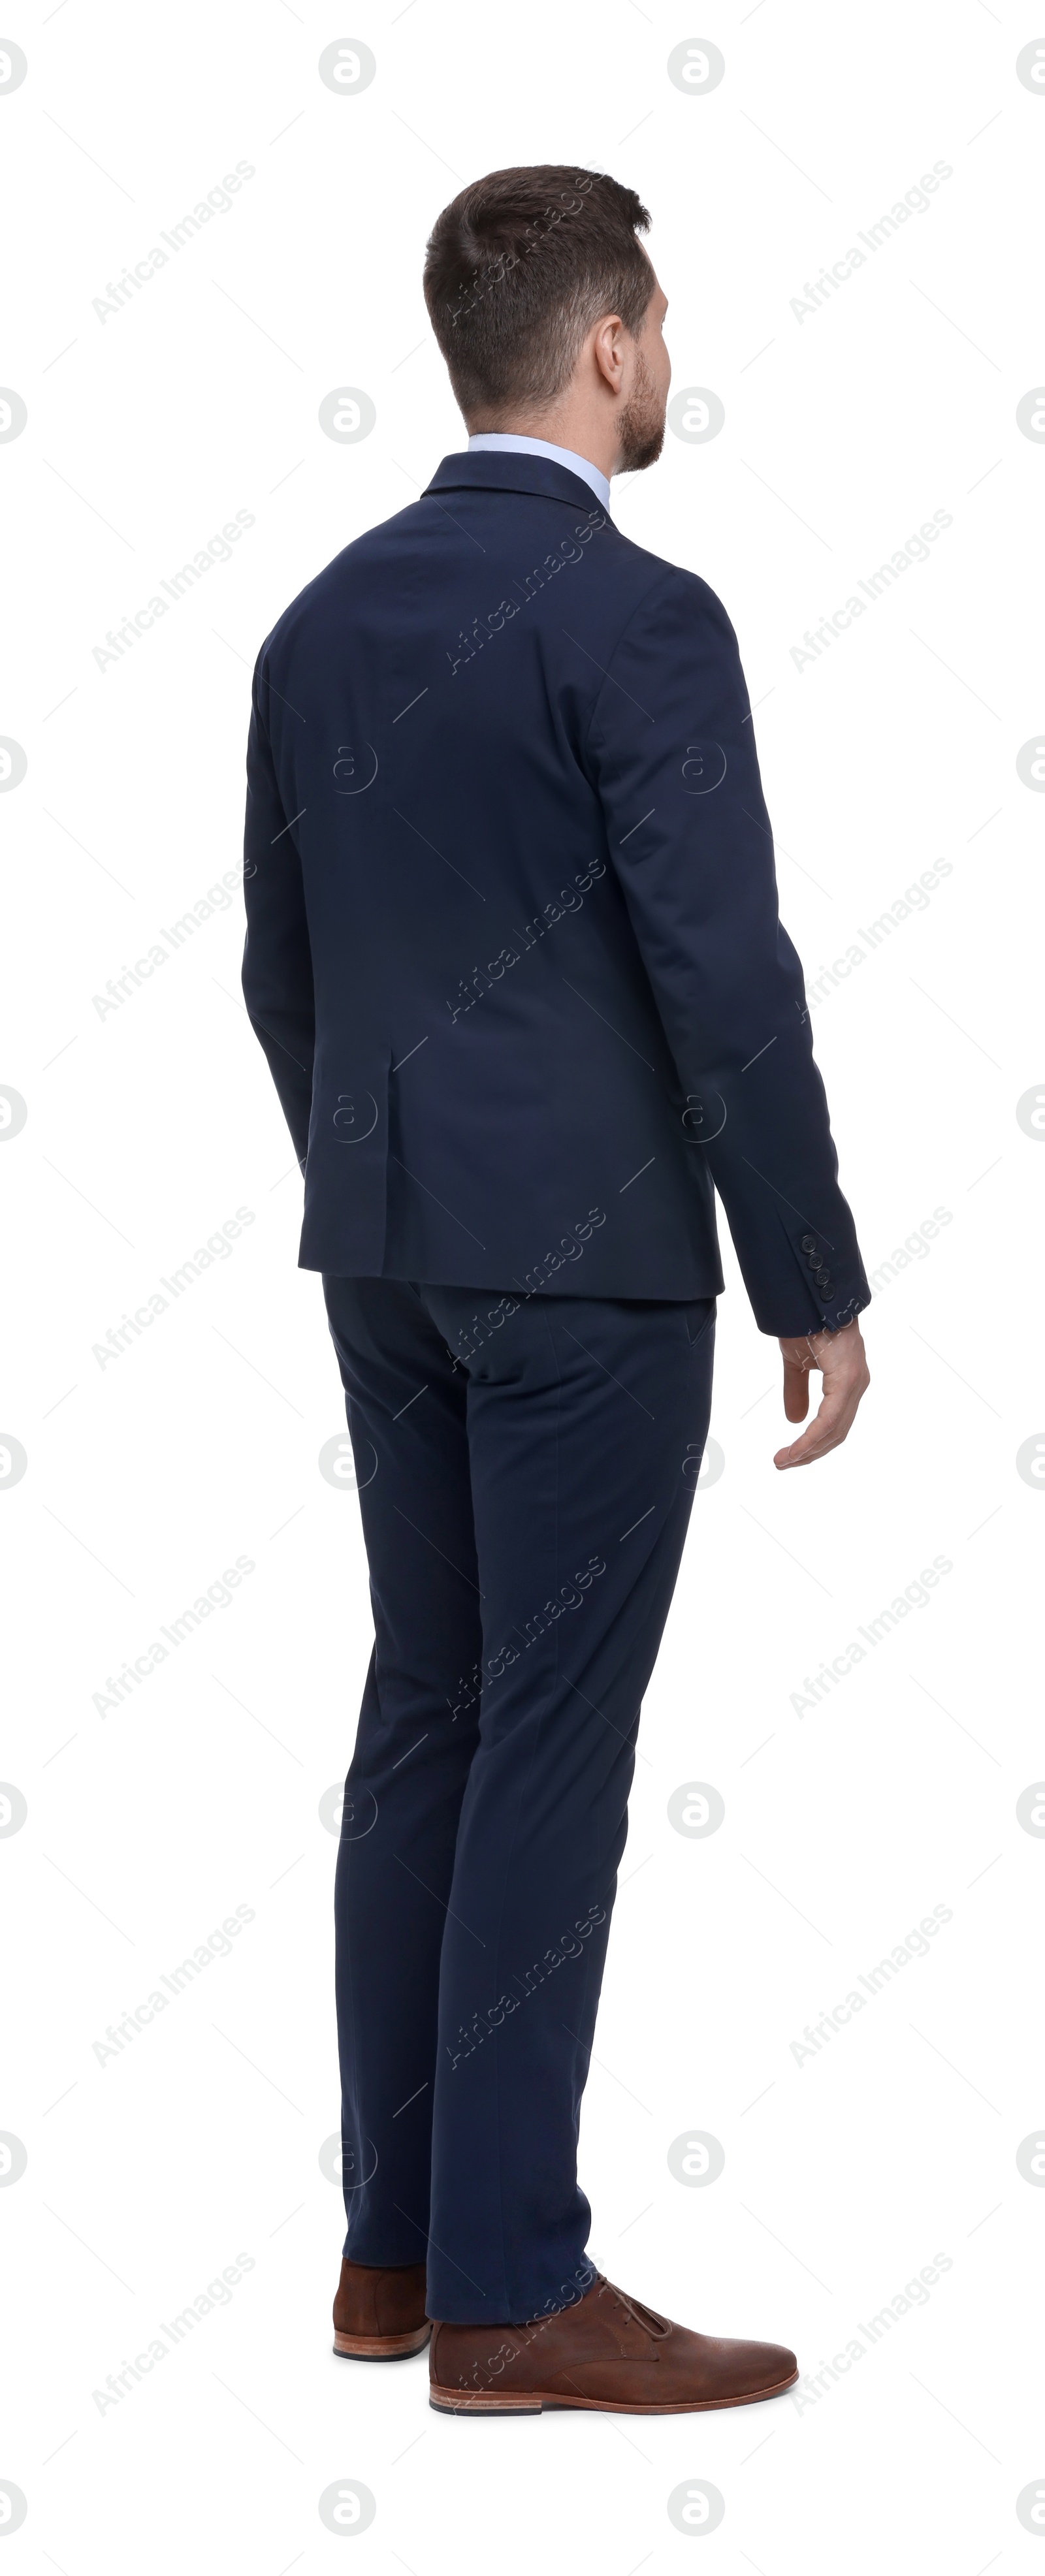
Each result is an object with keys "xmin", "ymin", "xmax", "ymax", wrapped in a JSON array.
[{"xmin": 321, "ymin": 1274, "xmax": 716, "ymax": 2323}]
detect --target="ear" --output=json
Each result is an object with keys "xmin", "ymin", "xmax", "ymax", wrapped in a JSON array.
[{"xmin": 591, "ymin": 312, "xmax": 626, "ymax": 395}]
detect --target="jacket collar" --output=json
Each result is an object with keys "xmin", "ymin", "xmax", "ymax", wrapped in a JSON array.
[{"xmin": 423, "ymin": 449, "xmax": 613, "ymax": 518}]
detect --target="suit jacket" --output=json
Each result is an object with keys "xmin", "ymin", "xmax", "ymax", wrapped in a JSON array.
[{"xmin": 242, "ymin": 449, "xmax": 870, "ymax": 1334}]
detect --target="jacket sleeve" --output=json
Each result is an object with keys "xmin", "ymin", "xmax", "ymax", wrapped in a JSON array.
[
  {"xmin": 587, "ymin": 566, "xmax": 871, "ymax": 1337},
  {"xmin": 240, "ymin": 653, "xmax": 315, "ymax": 1170}
]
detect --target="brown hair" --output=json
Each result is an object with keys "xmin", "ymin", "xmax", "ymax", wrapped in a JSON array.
[{"xmin": 423, "ymin": 165, "xmax": 653, "ymax": 419}]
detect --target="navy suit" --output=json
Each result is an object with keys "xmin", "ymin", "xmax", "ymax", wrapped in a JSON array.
[
  {"xmin": 242, "ymin": 452, "xmax": 869, "ymax": 2320},
  {"xmin": 242, "ymin": 449, "xmax": 869, "ymax": 1333}
]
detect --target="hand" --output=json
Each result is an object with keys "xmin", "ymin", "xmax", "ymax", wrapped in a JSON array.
[{"xmin": 773, "ymin": 1318, "xmax": 870, "ymax": 1469}]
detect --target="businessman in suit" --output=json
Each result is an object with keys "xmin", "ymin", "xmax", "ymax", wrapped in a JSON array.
[{"xmin": 242, "ymin": 165, "xmax": 871, "ymax": 2415}]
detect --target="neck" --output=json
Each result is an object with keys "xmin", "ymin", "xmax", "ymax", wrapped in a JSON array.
[{"xmin": 468, "ymin": 413, "xmax": 619, "ymax": 481}]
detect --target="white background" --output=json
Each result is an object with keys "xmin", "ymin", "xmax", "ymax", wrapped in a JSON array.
[{"xmin": 2, "ymin": 2, "xmax": 1043, "ymax": 2569}]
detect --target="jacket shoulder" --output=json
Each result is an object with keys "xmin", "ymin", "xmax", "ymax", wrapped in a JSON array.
[
  {"xmin": 605, "ymin": 535, "xmax": 739, "ymax": 646},
  {"xmin": 253, "ymin": 500, "xmax": 426, "ymax": 673}
]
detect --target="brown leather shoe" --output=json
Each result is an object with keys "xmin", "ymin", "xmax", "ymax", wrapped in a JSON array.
[
  {"xmin": 332, "ymin": 2257, "xmax": 430, "ymax": 2360},
  {"xmin": 429, "ymin": 2273, "xmax": 797, "ymax": 2413}
]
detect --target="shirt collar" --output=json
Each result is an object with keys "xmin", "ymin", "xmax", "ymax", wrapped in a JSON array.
[{"xmin": 467, "ymin": 432, "xmax": 611, "ymax": 511}]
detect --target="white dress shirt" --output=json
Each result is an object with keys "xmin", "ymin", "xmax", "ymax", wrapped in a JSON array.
[{"xmin": 466, "ymin": 432, "xmax": 611, "ymax": 511}]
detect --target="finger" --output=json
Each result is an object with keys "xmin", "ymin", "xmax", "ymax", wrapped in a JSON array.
[
  {"xmin": 773, "ymin": 1376, "xmax": 863, "ymax": 1468},
  {"xmin": 781, "ymin": 1356, "xmax": 811, "ymax": 1423},
  {"xmin": 774, "ymin": 1402, "xmax": 859, "ymax": 1468}
]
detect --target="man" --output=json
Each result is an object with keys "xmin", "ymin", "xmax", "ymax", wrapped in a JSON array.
[{"xmin": 241, "ymin": 165, "xmax": 871, "ymax": 2417}]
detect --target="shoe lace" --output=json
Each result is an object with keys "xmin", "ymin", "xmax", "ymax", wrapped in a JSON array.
[{"xmin": 596, "ymin": 2273, "xmax": 670, "ymax": 2340}]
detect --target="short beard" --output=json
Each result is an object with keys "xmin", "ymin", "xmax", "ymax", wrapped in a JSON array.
[{"xmin": 616, "ymin": 347, "xmax": 666, "ymax": 473}]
